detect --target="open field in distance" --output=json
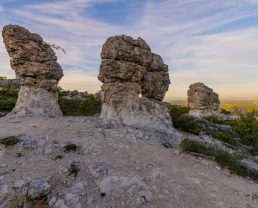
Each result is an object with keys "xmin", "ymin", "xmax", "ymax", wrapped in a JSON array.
[{"xmin": 172, "ymin": 100, "xmax": 258, "ymax": 112}]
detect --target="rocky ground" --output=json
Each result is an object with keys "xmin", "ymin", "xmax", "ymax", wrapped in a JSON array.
[{"xmin": 0, "ymin": 116, "xmax": 258, "ymax": 208}]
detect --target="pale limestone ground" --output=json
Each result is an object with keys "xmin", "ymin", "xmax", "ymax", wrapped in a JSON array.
[{"xmin": 0, "ymin": 116, "xmax": 257, "ymax": 208}]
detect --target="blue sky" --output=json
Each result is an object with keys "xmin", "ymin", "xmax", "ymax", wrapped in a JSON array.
[{"xmin": 0, "ymin": 0, "xmax": 258, "ymax": 100}]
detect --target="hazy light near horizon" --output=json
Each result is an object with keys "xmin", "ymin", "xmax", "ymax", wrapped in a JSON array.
[{"xmin": 0, "ymin": 0, "xmax": 258, "ymax": 100}]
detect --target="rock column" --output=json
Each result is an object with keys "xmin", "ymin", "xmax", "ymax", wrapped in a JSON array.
[
  {"xmin": 98, "ymin": 35, "xmax": 173, "ymax": 131},
  {"xmin": 2, "ymin": 25, "xmax": 63, "ymax": 116}
]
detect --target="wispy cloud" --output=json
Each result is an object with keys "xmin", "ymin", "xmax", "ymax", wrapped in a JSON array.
[{"xmin": 0, "ymin": 0, "xmax": 258, "ymax": 99}]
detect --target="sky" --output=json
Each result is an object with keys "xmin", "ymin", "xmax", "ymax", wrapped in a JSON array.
[{"xmin": 0, "ymin": 0, "xmax": 258, "ymax": 100}]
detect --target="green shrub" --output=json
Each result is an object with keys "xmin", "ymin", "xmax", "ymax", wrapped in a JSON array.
[
  {"xmin": 0, "ymin": 99, "xmax": 16, "ymax": 112},
  {"xmin": 215, "ymin": 132, "xmax": 237, "ymax": 146},
  {"xmin": 0, "ymin": 88, "xmax": 18, "ymax": 98},
  {"xmin": 64, "ymin": 143, "xmax": 78, "ymax": 152},
  {"xmin": 170, "ymin": 105, "xmax": 200, "ymax": 135},
  {"xmin": 205, "ymin": 116, "xmax": 224, "ymax": 125},
  {"xmin": 180, "ymin": 139, "xmax": 256, "ymax": 179},
  {"xmin": 204, "ymin": 130, "xmax": 237, "ymax": 146},
  {"xmin": 0, "ymin": 89, "xmax": 18, "ymax": 113},
  {"xmin": 68, "ymin": 163, "xmax": 80, "ymax": 177},
  {"xmin": 231, "ymin": 113, "xmax": 258, "ymax": 153},
  {"xmin": 180, "ymin": 139, "xmax": 213, "ymax": 156},
  {"xmin": 58, "ymin": 88, "xmax": 69, "ymax": 97},
  {"xmin": 213, "ymin": 150, "xmax": 247, "ymax": 176},
  {"xmin": 0, "ymin": 136, "xmax": 20, "ymax": 147},
  {"xmin": 170, "ymin": 105, "xmax": 190, "ymax": 119},
  {"xmin": 59, "ymin": 95, "xmax": 101, "ymax": 116}
]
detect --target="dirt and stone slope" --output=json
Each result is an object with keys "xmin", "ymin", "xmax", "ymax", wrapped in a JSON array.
[{"xmin": 0, "ymin": 116, "xmax": 257, "ymax": 208}]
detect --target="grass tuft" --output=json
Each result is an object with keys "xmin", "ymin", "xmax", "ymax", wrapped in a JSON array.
[
  {"xmin": 0, "ymin": 136, "xmax": 20, "ymax": 147},
  {"xmin": 68, "ymin": 163, "xmax": 80, "ymax": 177},
  {"xmin": 64, "ymin": 143, "xmax": 78, "ymax": 153}
]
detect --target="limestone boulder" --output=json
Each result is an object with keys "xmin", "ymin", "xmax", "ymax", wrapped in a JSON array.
[
  {"xmin": 2, "ymin": 25, "xmax": 63, "ymax": 92},
  {"xmin": 98, "ymin": 59, "xmax": 146, "ymax": 83},
  {"xmin": 2, "ymin": 24, "xmax": 63, "ymax": 116},
  {"xmin": 141, "ymin": 71, "xmax": 170, "ymax": 101},
  {"xmin": 187, "ymin": 82, "xmax": 220, "ymax": 117},
  {"xmin": 101, "ymin": 35, "xmax": 152, "ymax": 67},
  {"xmin": 98, "ymin": 35, "xmax": 177, "ymax": 135}
]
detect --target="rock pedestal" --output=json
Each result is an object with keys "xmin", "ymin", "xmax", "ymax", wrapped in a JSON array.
[
  {"xmin": 98, "ymin": 35, "xmax": 174, "ymax": 132},
  {"xmin": 2, "ymin": 25, "xmax": 63, "ymax": 116},
  {"xmin": 187, "ymin": 82, "xmax": 220, "ymax": 117}
]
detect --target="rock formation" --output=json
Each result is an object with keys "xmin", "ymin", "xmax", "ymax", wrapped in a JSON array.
[
  {"xmin": 0, "ymin": 78, "xmax": 19, "ymax": 89},
  {"xmin": 2, "ymin": 25, "xmax": 63, "ymax": 116},
  {"xmin": 98, "ymin": 35, "xmax": 176, "ymax": 134},
  {"xmin": 187, "ymin": 82, "xmax": 220, "ymax": 117}
]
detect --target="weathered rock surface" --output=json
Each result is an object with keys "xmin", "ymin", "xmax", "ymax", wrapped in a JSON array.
[
  {"xmin": 188, "ymin": 82, "xmax": 220, "ymax": 117},
  {"xmin": 2, "ymin": 24, "xmax": 63, "ymax": 116},
  {"xmin": 237, "ymin": 159, "xmax": 258, "ymax": 175},
  {"xmin": 0, "ymin": 116, "xmax": 257, "ymax": 208},
  {"xmin": 98, "ymin": 35, "xmax": 174, "ymax": 135}
]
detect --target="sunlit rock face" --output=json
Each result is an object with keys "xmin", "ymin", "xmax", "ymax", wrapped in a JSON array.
[
  {"xmin": 98, "ymin": 35, "xmax": 178, "ymax": 138},
  {"xmin": 187, "ymin": 82, "xmax": 221, "ymax": 117},
  {"xmin": 2, "ymin": 24, "xmax": 63, "ymax": 117}
]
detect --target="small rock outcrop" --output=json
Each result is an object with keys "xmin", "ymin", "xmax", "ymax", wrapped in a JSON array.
[
  {"xmin": 2, "ymin": 25, "xmax": 63, "ymax": 116},
  {"xmin": 187, "ymin": 82, "xmax": 220, "ymax": 117},
  {"xmin": 98, "ymin": 35, "xmax": 177, "ymax": 136}
]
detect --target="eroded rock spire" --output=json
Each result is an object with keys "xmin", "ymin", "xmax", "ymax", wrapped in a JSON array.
[
  {"xmin": 2, "ymin": 24, "xmax": 63, "ymax": 116},
  {"xmin": 98, "ymin": 35, "xmax": 178, "ymax": 137}
]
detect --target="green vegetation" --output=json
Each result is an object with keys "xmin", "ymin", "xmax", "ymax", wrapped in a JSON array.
[
  {"xmin": 202, "ymin": 114, "xmax": 258, "ymax": 154},
  {"xmin": 100, "ymin": 192, "xmax": 106, "ymax": 198},
  {"xmin": 59, "ymin": 95, "xmax": 101, "ymax": 116},
  {"xmin": 68, "ymin": 163, "xmax": 80, "ymax": 177},
  {"xmin": 0, "ymin": 136, "xmax": 20, "ymax": 147},
  {"xmin": 204, "ymin": 116, "xmax": 224, "ymax": 125},
  {"xmin": 230, "ymin": 113, "xmax": 258, "ymax": 154},
  {"xmin": 64, "ymin": 143, "xmax": 78, "ymax": 152},
  {"xmin": 0, "ymin": 88, "xmax": 18, "ymax": 113},
  {"xmin": 170, "ymin": 105, "xmax": 201, "ymax": 135},
  {"xmin": 213, "ymin": 132, "xmax": 237, "ymax": 146},
  {"xmin": 0, "ymin": 88, "xmax": 101, "ymax": 116},
  {"xmin": 181, "ymin": 139, "xmax": 257, "ymax": 179}
]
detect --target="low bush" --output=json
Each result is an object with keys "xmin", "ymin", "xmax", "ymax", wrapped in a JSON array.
[
  {"xmin": 0, "ymin": 88, "xmax": 18, "ymax": 113},
  {"xmin": 64, "ymin": 143, "xmax": 78, "ymax": 152},
  {"xmin": 180, "ymin": 139, "xmax": 256, "ymax": 179},
  {"xmin": 0, "ymin": 88, "xmax": 102, "ymax": 117},
  {"xmin": 0, "ymin": 99, "xmax": 16, "ymax": 112},
  {"xmin": 170, "ymin": 105, "xmax": 201, "ymax": 135},
  {"xmin": 204, "ymin": 116, "xmax": 224, "ymax": 125},
  {"xmin": 59, "ymin": 95, "xmax": 101, "ymax": 116},
  {"xmin": 68, "ymin": 163, "xmax": 80, "ymax": 177},
  {"xmin": 0, "ymin": 136, "xmax": 20, "ymax": 147}
]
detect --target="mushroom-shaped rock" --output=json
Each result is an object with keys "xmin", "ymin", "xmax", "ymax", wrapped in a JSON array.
[
  {"xmin": 98, "ymin": 35, "xmax": 178, "ymax": 139},
  {"xmin": 187, "ymin": 82, "xmax": 220, "ymax": 117},
  {"xmin": 2, "ymin": 25, "xmax": 63, "ymax": 117}
]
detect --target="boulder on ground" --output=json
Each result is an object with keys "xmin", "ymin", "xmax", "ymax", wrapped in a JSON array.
[{"xmin": 187, "ymin": 82, "xmax": 220, "ymax": 117}]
